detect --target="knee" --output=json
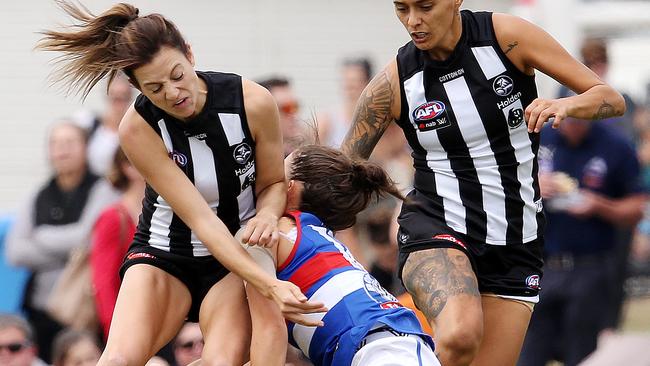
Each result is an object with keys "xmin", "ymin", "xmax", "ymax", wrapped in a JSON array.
[{"xmin": 437, "ymin": 325, "xmax": 483, "ymax": 366}]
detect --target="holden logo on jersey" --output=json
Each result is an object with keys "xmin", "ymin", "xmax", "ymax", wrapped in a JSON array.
[
  {"xmin": 493, "ymin": 75, "xmax": 514, "ymax": 96},
  {"xmin": 169, "ymin": 151, "xmax": 188, "ymax": 167},
  {"xmin": 499, "ymin": 97, "xmax": 525, "ymax": 130},
  {"xmin": 413, "ymin": 101, "xmax": 450, "ymax": 132},
  {"xmin": 233, "ymin": 143, "xmax": 252, "ymax": 165},
  {"xmin": 507, "ymin": 108, "xmax": 525, "ymax": 129},
  {"xmin": 241, "ymin": 172, "xmax": 256, "ymax": 191},
  {"xmin": 526, "ymin": 274, "xmax": 541, "ymax": 290}
]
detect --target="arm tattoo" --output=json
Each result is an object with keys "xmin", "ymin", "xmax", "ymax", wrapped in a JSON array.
[
  {"xmin": 402, "ymin": 249, "xmax": 479, "ymax": 320},
  {"xmin": 341, "ymin": 71, "xmax": 395, "ymax": 159},
  {"xmin": 593, "ymin": 100, "xmax": 616, "ymax": 120},
  {"xmin": 504, "ymin": 41, "xmax": 519, "ymax": 55}
]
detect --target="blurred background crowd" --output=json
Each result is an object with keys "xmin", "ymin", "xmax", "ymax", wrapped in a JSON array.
[{"xmin": 2, "ymin": 0, "xmax": 650, "ymax": 365}]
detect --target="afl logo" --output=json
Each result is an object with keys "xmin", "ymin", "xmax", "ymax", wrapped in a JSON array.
[
  {"xmin": 526, "ymin": 275, "xmax": 541, "ymax": 290},
  {"xmin": 493, "ymin": 75, "xmax": 514, "ymax": 97},
  {"xmin": 170, "ymin": 151, "xmax": 188, "ymax": 167},
  {"xmin": 233, "ymin": 143, "xmax": 252, "ymax": 165},
  {"xmin": 413, "ymin": 101, "xmax": 445, "ymax": 122}
]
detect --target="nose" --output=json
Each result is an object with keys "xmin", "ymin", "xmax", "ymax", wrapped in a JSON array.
[
  {"xmin": 164, "ymin": 83, "xmax": 180, "ymax": 101},
  {"xmin": 407, "ymin": 10, "xmax": 422, "ymax": 27}
]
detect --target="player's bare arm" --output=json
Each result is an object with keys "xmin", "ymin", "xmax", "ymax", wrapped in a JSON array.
[
  {"xmin": 493, "ymin": 13, "xmax": 625, "ymax": 132},
  {"xmin": 341, "ymin": 60, "xmax": 401, "ymax": 159}
]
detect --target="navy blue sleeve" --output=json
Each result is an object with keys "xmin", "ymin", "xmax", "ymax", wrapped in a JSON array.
[{"xmin": 612, "ymin": 139, "xmax": 645, "ymax": 196}]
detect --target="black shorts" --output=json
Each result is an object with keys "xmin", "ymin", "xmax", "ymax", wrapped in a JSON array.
[
  {"xmin": 397, "ymin": 191, "xmax": 544, "ymax": 301},
  {"xmin": 119, "ymin": 245, "xmax": 230, "ymax": 321}
]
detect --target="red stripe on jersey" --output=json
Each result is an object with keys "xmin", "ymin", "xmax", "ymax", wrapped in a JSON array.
[{"xmin": 288, "ymin": 251, "xmax": 351, "ymax": 294}]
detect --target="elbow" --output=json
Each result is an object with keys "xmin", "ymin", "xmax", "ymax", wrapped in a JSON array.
[{"xmin": 613, "ymin": 91, "xmax": 626, "ymax": 117}]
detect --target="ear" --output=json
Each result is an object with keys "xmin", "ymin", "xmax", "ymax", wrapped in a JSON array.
[
  {"xmin": 286, "ymin": 179, "xmax": 303, "ymax": 211},
  {"xmin": 454, "ymin": 0, "xmax": 463, "ymax": 11},
  {"xmin": 186, "ymin": 43, "xmax": 195, "ymax": 67}
]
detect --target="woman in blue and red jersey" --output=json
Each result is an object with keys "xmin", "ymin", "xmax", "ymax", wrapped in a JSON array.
[{"xmin": 261, "ymin": 145, "xmax": 441, "ymax": 366}]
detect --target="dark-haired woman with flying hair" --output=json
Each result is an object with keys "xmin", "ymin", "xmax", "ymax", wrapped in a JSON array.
[
  {"xmin": 251, "ymin": 145, "xmax": 441, "ymax": 366},
  {"xmin": 37, "ymin": 2, "xmax": 325, "ymax": 366}
]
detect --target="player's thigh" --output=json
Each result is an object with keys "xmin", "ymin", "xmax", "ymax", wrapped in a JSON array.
[
  {"xmin": 101, "ymin": 264, "xmax": 191, "ymax": 365},
  {"xmin": 198, "ymin": 272, "xmax": 251, "ymax": 365},
  {"xmin": 471, "ymin": 295, "xmax": 533, "ymax": 366},
  {"xmin": 401, "ymin": 247, "xmax": 483, "ymax": 336}
]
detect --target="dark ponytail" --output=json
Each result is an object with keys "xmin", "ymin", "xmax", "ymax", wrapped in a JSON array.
[
  {"xmin": 37, "ymin": 1, "xmax": 188, "ymax": 98},
  {"xmin": 289, "ymin": 145, "xmax": 405, "ymax": 231}
]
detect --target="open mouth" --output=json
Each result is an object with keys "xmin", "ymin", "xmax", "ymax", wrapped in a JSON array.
[
  {"xmin": 174, "ymin": 97, "xmax": 188, "ymax": 107},
  {"xmin": 411, "ymin": 32, "xmax": 428, "ymax": 42}
]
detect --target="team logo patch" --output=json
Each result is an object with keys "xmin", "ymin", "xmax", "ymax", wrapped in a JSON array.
[
  {"xmin": 233, "ymin": 143, "xmax": 253, "ymax": 165},
  {"xmin": 433, "ymin": 234, "xmax": 467, "ymax": 251},
  {"xmin": 493, "ymin": 75, "xmax": 514, "ymax": 96},
  {"xmin": 412, "ymin": 101, "xmax": 450, "ymax": 132},
  {"xmin": 398, "ymin": 231, "xmax": 409, "ymax": 244},
  {"xmin": 583, "ymin": 157, "xmax": 607, "ymax": 189},
  {"xmin": 526, "ymin": 274, "xmax": 541, "ymax": 290},
  {"xmin": 169, "ymin": 151, "xmax": 188, "ymax": 167},
  {"xmin": 363, "ymin": 273, "xmax": 398, "ymax": 303}
]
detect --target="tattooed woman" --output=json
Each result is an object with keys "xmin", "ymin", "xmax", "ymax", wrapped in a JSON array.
[{"xmin": 341, "ymin": 1, "xmax": 625, "ymax": 366}]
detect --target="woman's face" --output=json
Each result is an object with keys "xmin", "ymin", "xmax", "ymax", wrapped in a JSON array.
[
  {"xmin": 133, "ymin": 46, "xmax": 205, "ymax": 121},
  {"xmin": 61, "ymin": 339, "xmax": 100, "ymax": 366},
  {"xmin": 48, "ymin": 123, "xmax": 87, "ymax": 176},
  {"xmin": 393, "ymin": 0, "xmax": 460, "ymax": 51}
]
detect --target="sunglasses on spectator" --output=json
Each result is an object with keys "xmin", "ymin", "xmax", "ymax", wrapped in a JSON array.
[
  {"xmin": 0, "ymin": 342, "xmax": 30, "ymax": 354},
  {"xmin": 175, "ymin": 339, "xmax": 203, "ymax": 351},
  {"xmin": 279, "ymin": 101, "xmax": 299, "ymax": 115}
]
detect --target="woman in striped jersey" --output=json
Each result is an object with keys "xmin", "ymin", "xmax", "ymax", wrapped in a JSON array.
[
  {"xmin": 342, "ymin": 1, "xmax": 626, "ymax": 366},
  {"xmin": 37, "ymin": 2, "xmax": 325, "ymax": 366}
]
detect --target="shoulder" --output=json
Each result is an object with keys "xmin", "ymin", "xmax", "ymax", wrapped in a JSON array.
[
  {"xmin": 242, "ymin": 79, "xmax": 277, "ymax": 112},
  {"xmin": 492, "ymin": 12, "xmax": 539, "ymax": 38},
  {"xmin": 119, "ymin": 104, "xmax": 154, "ymax": 145},
  {"xmin": 242, "ymin": 79, "xmax": 280, "ymax": 133}
]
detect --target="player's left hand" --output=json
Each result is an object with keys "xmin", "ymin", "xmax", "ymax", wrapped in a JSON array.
[
  {"xmin": 525, "ymin": 97, "xmax": 572, "ymax": 133},
  {"xmin": 240, "ymin": 211, "xmax": 279, "ymax": 247}
]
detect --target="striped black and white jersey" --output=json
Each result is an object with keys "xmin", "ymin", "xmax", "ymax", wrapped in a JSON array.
[
  {"xmin": 396, "ymin": 10, "xmax": 544, "ymax": 246},
  {"xmin": 132, "ymin": 71, "xmax": 256, "ymax": 257}
]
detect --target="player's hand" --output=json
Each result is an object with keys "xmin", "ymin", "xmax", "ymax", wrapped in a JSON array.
[
  {"xmin": 241, "ymin": 211, "xmax": 279, "ymax": 247},
  {"xmin": 267, "ymin": 280, "xmax": 328, "ymax": 327},
  {"xmin": 525, "ymin": 98, "xmax": 571, "ymax": 133}
]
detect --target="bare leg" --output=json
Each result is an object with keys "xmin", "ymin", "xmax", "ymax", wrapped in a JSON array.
[
  {"xmin": 246, "ymin": 284, "xmax": 287, "ymax": 366},
  {"xmin": 199, "ymin": 273, "xmax": 251, "ymax": 366},
  {"xmin": 471, "ymin": 296, "xmax": 532, "ymax": 366},
  {"xmin": 98, "ymin": 264, "xmax": 192, "ymax": 366},
  {"xmin": 402, "ymin": 248, "xmax": 483, "ymax": 366}
]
